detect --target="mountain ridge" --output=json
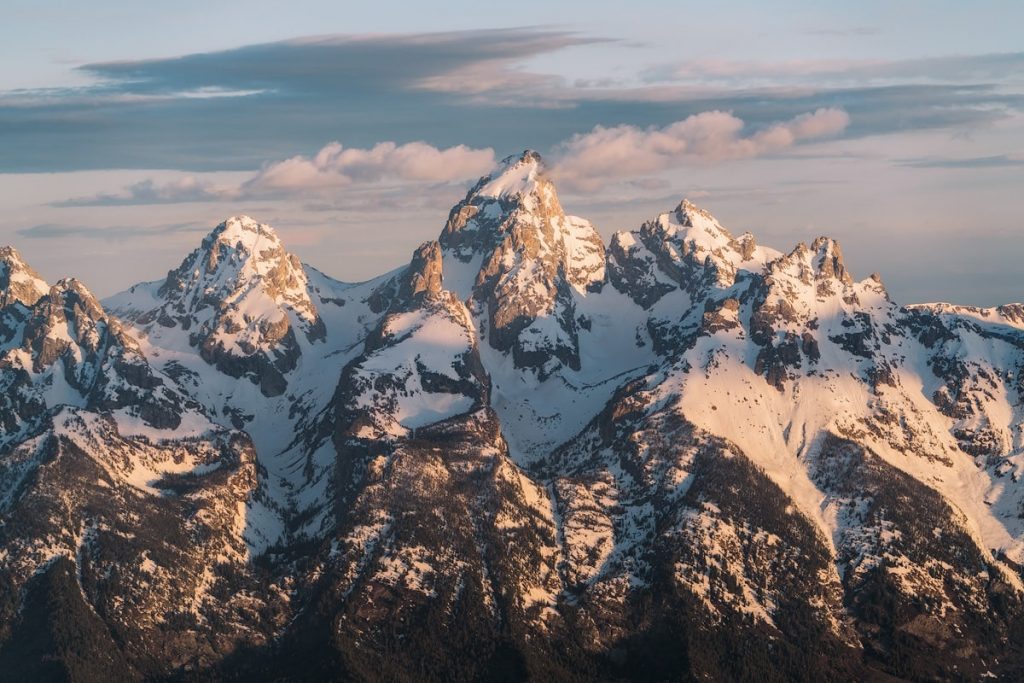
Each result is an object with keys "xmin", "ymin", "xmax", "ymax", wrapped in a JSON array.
[{"xmin": 2, "ymin": 150, "xmax": 1023, "ymax": 681}]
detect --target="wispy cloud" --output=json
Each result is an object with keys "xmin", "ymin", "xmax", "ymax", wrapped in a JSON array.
[
  {"xmin": 803, "ymin": 26, "xmax": 880, "ymax": 37},
  {"xmin": 900, "ymin": 153, "xmax": 1024, "ymax": 169},
  {"xmin": 16, "ymin": 221, "xmax": 206, "ymax": 239},
  {"xmin": 551, "ymin": 108, "xmax": 850, "ymax": 191},
  {"xmin": 55, "ymin": 177, "xmax": 228, "ymax": 206},
  {"xmin": 640, "ymin": 52, "xmax": 1024, "ymax": 87}
]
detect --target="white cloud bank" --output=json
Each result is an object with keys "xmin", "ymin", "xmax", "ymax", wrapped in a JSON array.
[
  {"xmin": 551, "ymin": 108, "xmax": 850, "ymax": 191},
  {"xmin": 243, "ymin": 141, "xmax": 496, "ymax": 192},
  {"xmin": 57, "ymin": 141, "xmax": 496, "ymax": 206}
]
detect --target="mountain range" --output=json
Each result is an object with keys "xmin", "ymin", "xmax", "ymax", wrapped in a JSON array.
[{"xmin": 1, "ymin": 151, "xmax": 1023, "ymax": 681}]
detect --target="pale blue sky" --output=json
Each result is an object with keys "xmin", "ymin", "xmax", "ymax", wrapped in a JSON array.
[
  {"xmin": 5, "ymin": 1, "xmax": 1023, "ymax": 84},
  {"xmin": 1, "ymin": 1, "xmax": 1022, "ymax": 304}
]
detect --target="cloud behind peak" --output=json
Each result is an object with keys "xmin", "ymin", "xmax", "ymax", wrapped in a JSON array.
[{"xmin": 551, "ymin": 108, "xmax": 850, "ymax": 191}]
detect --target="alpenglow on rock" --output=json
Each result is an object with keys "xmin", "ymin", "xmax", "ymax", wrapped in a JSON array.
[
  {"xmin": 439, "ymin": 150, "xmax": 606, "ymax": 377},
  {"xmin": 0, "ymin": 246, "xmax": 48, "ymax": 308},
  {"xmin": 2, "ymin": 151, "xmax": 1024, "ymax": 682},
  {"xmin": 107, "ymin": 216, "xmax": 326, "ymax": 397}
]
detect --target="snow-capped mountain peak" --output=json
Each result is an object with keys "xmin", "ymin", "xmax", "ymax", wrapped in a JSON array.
[
  {"xmin": 0, "ymin": 271, "xmax": 207, "ymax": 454},
  {"xmin": 440, "ymin": 149, "xmax": 563, "ymax": 265},
  {"xmin": 198, "ymin": 215, "xmax": 308, "ymax": 287},
  {"xmin": 27, "ymin": 278, "xmax": 113, "ymax": 355},
  {"xmin": 667, "ymin": 198, "xmax": 780, "ymax": 279},
  {"xmin": 208, "ymin": 214, "xmax": 278, "ymax": 249},
  {"xmin": 47, "ymin": 276, "xmax": 103, "ymax": 309},
  {"xmin": 675, "ymin": 197, "xmax": 729, "ymax": 233},
  {"xmin": 175, "ymin": 215, "xmax": 317, "ymax": 322},
  {"xmin": 440, "ymin": 150, "xmax": 601, "ymax": 278},
  {"xmin": 16, "ymin": 277, "xmax": 108, "ymax": 377},
  {"xmin": 608, "ymin": 198, "xmax": 780, "ymax": 313},
  {"xmin": 769, "ymin": 236, "xmax": 854, "ymax": 287},
  {"xmin": 105, "ymin": 216, "xmax": 327, "ymax": 397},
  {"xmin": 432, "ymin": 151, "xmax": 606, "ymax": 377},
  {"xmin": 472, "ymin": 149, "xmax": 544, "ymax": 200},
  {"xmin": 0, "ymin": 245, "xmax": 49, "ymax": 308}
]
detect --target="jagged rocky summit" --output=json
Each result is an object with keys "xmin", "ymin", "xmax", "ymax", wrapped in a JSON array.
[{"xmin": 2, "ymin": 150, "xmax": 1024, "ymax": 682}]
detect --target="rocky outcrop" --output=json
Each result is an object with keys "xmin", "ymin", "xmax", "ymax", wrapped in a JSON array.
[
  {"xmin": 398, "ymin": 240, "xmax": 444, "ymax": 302},
  {"xmin": 438, "ymin": 151, "xmax": 605, "ymax": 378},
  {"xmin": 0, "ymin": 277, "xmax": 196, "ymax": 449},
  {"xmin": 0, "ymin": 246, "xmax": 48, "ymax": 308},
  {"xmin": 608, "ymin": 199, "xmax": 778, "ymax": 310}
]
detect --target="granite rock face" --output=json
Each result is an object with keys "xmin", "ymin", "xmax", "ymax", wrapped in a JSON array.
[
  {"xmin": 439, "ymin": 151, "xmax": 605, "ymax": 378},
  {"xmin": 0, "ymin": 246, "xmax": 48, "ymax": 308}
]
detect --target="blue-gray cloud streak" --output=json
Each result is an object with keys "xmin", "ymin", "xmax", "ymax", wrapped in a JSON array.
[
  {"xmin": 901, "ymin": 154, "xmax": 1024, "ymax": 169},
  {"xmin": 16, "ymin": 221, "xmax": 207, "ymax": 239},
  {"xmin": 1, "ymin": 29, "xmax": 1023, "ymax": 174}
]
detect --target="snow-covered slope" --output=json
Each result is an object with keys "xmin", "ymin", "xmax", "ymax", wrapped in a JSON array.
[{"xmin": 105, "ymin": 217, "xmax": 399, "ymax": 543}]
